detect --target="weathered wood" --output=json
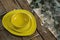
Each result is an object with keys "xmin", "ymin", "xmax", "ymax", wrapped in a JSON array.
[
  {"xmin": 30, "ymin": 31, "xmax": 43, "ymax": 40},
  {"xmin": 22, "ymin": 31, "xmax": 43, "ymax": 40},
  {"xmin": 16, "ymin": 0, "xmax": 32, "ymax": 11},
  {"xmin": 30, "ymin": 35, "xmax": 43, "ymax": 40},
  {"xmin": 0, "ymin": 0, "xmax": 21, "ymax": 12},
  {"xmin": 0, "ymin": 0, "xmax": 57, "ymax": 40},
  {"xmin": 0, "ymin": 2, "xmax": 6, "ymax": 16}
]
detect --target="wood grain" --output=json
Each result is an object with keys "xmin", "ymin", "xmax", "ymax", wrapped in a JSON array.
[
  {"xmin": 0, "ymin": 2, "xmax": 6, "ymax": 16},
  {"xmin": 0, "ymin": 0, "xmax": 20, "ymax": 12},
  {"xmin": 0, "ymin": 0, "xmax": 57, "ymax": 40},
  {"xmin": 22, "ymin": 31, "xmax": 43, "ymax": 40}
]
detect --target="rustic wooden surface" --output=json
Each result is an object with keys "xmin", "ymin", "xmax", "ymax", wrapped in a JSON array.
[{"xmin": 0, "ymin": 0, "xmax": 57, "ymax": 40}]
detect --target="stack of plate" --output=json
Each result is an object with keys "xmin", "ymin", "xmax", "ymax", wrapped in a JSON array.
[{"xmin": 2, "ymin": 9, "xmax": 37, "ymax": 36}]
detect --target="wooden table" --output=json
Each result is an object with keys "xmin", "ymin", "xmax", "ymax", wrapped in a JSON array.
[{"xmin": 0, "ymin": 0, "xmax": 57, "ymax": 40}]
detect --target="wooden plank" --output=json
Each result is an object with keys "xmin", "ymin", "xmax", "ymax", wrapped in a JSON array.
[
  {"xmin": 0, "ymin": 1, "xmax": 6, "ymax": 16},
  {"xmin": 16, "ymin": 0, "xmax": 57, "ymax": 40},
  {"xmin": 16, "ymin": 0, "xmax": 32, "ymax": 11},
  {"xmin": 22, "ymin": 31, "xmax": 43, "ymax": 40},
  {"xmin": 30, "ymin": 31, "xmax": 43, "ymax": 40},
  {"xmin": 0, "ymin": 0, "xmax": 21, "ymax": 12},
  {"xmin": 30, "ymin": 35, "xmax": 43, "ymax": 40}
]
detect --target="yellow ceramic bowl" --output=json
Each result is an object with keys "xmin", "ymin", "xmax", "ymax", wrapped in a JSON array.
[{"xmin": 2, "ymin": 9, "xmax": 37, "ymax": 36}]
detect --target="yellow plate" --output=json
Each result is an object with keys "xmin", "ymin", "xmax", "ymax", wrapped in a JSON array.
[{"xmin": 2, "ymin": 9, "xmax": 37, "ymax": 36}]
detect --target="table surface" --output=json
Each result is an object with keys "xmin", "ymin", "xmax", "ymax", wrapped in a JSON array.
[{"xmin": 0, "ymin": 0, "xmax": 57, "ymax": 40}]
